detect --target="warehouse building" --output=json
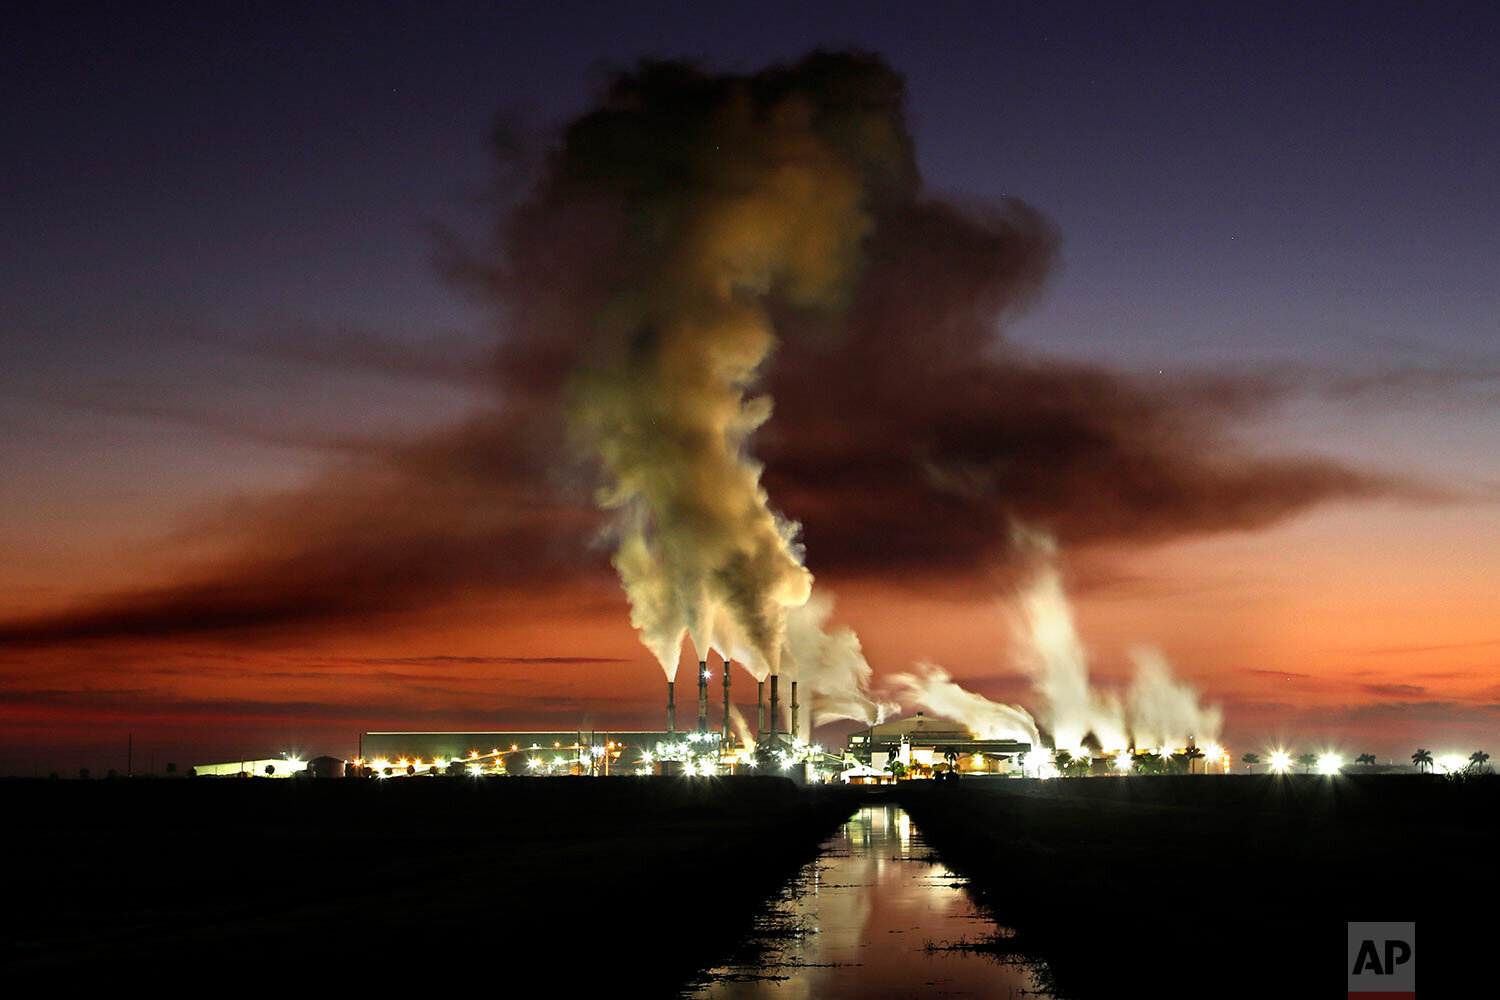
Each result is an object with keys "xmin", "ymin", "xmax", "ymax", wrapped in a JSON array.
[{"xmin": 844, "ymin": 713, "xmax": 1032, "ymax": 777}]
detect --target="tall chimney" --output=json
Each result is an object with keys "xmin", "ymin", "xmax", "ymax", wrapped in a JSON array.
[
  {"xmin": 790, "ymin": 681, "xmax": 799, "ymax": 741},
  {"xmin": 697, "ymin": 660, "xmax": 708, "ymax": 734},
  {"xmin": 722, "ymin": 656, "xmax": 732, "ymax": 742},
  {"xmin": 757, "ymin": 680, "xmax": 765, "ymax": 736},
  {"xmin": 667, "ymin": 680, "xmax": 676, "ymax": 736},
  {"xmin": 768, "ymin": 675, "xmax": 780, "ymax": 736}
]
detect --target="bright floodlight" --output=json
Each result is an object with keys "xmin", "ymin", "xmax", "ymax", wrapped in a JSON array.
[
  {"xmin": 1438, "ymin": 754, "xmax": 1467, "ymax": 773},
  {"xmin": 1317, "ymin": 753, "xmax": 1342, "ymax": 775},
  {"xmin": 528, "ymin": 757, "xmax": 542, "ymax": 770},
  {"xmin": 1268, "ymin": 749, "xmax": 1293, "ymax": 773},
  {"xmin": 1113, "ymin": 751, "xmax": 1132, "ymax": 773}
]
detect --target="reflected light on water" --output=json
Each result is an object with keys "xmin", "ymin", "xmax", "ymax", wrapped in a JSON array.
[{"xmin": 689, "ymin": 804, "xmax": 1052, "ymax": 999}]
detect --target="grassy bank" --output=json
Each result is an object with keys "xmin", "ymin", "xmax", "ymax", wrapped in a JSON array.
[
  {"xmin": 899, "ymin": 774, "xmax": 1495, "ymax": 998},
  {"xmin": 1, "ymin": 776, "xmax": 860, "ymax": 991}
]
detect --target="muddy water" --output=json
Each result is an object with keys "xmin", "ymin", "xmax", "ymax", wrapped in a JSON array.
[{"xmin": 687, "ymin": 802, "xmax": 1054, "ymax": 999}]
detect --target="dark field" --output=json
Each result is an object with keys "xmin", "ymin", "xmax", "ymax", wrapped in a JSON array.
[
  {"xmin": 0, "ymin": 776, "xmax": 859, "ymax": 992},
  {"xmin": 7, "ymin": 774, "xmax": 1485, "ymax": 997},
  {"xmin": 899, "ymin": 774, "xmax": 1494, "ymax": 998}
]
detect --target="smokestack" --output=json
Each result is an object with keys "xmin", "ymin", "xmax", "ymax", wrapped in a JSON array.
[
  {"xmin": 769, "ymin": 675, "xmax": 780, "ymax": 736},
  {"xmin": 667, "ymin": 680, "xmax": 676, "ymax": 736},
  {"xmin": 698, "ymin": 660, "xmax": 708, "ymax": 734},
  {"xmin": 790, "ymin": 681, "xmax": 799, "ymax": 741},
  {"xmin": 757, "ymin": 680, "xmax": 765, "ymax": 736},
  {"xmin": 722, "ymin": 656, "xmax": 732, "ymax": 741}
]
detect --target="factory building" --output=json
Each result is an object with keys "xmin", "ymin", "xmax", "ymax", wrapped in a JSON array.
[
  {"xmin": 844, "ymin": 713, "xmax": 1032, "ymax": 777},
  {"xmin": 190, "ymin": 754, "xmax": 344, "ymax": 777},
  {"xmin": 191, "ymin": 757, "xmax": 309, "ymax": 778}
]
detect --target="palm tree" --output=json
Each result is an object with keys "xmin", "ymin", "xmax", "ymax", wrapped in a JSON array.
[
  {"xmin": 1469, "ymin": 751, "xmax": 1490, "ymax": 773},
  {"xmin": 1183, "ymin": 746, "xmax": 1206, "ymax": 774},
  {"xmin": 1133, "ymin": 751, "xmax": 1163, "ymax": 775},
  {"xmin": 1411, "ymin": 748, "xmax": 1433, "ymax": 774},
  {"xmin": 1295, "ymin": 752, "xmax": 1317, "ymax": 774},
  {"xmin": 1355, "ymin": 753, "xmax": 1377, "ymax": 767},
  {"xmin": 1242, "ymin": 752, "xmax": 1260, "ymax": 773}
]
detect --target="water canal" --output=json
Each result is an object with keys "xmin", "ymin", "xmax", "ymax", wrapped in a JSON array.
[{"xmin": 687, "ymin": 802, "xmax": 1054, "ymax": 999}]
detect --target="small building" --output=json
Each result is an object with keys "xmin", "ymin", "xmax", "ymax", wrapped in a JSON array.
[
  {"xmin": 845, "ymin": 713, "xmax": 1031, "ymax": 777},
  {"xmin": 307, "ymin": 755, "xmax": 345, "ymax": 779}
]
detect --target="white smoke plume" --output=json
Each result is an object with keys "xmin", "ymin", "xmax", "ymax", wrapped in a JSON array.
[
  {"xmin": 782, "ymin": 590, "xmax": 896, "ymax": 734},
  {"xmin": 888, "ymin": 662, "xmax": 1041, "ymax": 747},
  {"xmin": 727, "ymin": 703, "xmax": 756, "ymax": 751},
  {"xmin": 1010, "ymin": 529, "xmax": 1222, "ymax": 751},
  {"xmin": 1125, "ymin": 646, "xmax": 1224, "ymax": 750},
  {"xmin": 1012, "ymin": 530, "xmax": 1129, "ymax": 750},
  {"xmin": 887, "ymin": 529, "xmax": 1222, "ymax": 755}
]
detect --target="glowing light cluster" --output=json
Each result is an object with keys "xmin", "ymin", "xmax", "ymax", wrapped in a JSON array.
[{"xmin": 1437, "ymin": 754, "xmax": 1468, "ymax": 773}]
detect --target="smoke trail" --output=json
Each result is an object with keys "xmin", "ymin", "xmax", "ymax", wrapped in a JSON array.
[
  {"xmin": 782, "ymin": 590, "xmax": 895, "ymax": 734},
  {"xmin": 560, "ymin": 55, "xmax": 906, "ymax": 681},
  {"xmin": 1126, "ymin": 646, "xmax": 1223, "ymax": 749},
  {"xmin": 887, "ymin": 529, "xmax": 1221, "ymax": 755},
  {"xmin": 727, "ymin": 703, "xmax": 755, "ymax": 751},
  {"xmin": 1010, "ymin": 529, "xmax": 1221, "ymax": 751},
  {"xmin": 1012, "ymin": 529, "xmax": 1129, "ymax": 750},
  {"xmin": 888, "ymin": 662, "xmax": 1041, "ymax": 747}
]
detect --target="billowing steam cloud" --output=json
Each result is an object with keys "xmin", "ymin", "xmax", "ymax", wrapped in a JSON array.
[
  {"xmin": 555, "ymin": 57, "xmax": 890, "ymax": 679},
  {"xmin": 1012, "ymin": 530, "xmax": 1221, "ymax": 751},
  {"xmin": 1012, "ymin": 529, "xmax": 1130, "ymax": 750},
  {"xmin": 782, "ymin": 591, "xmax": 895, "ymax": 732},
  {"xmin": 889, "ymin": 663, "xmax": 1041, "ymax": 747},
  {"xmin": 1125, "ymin": 646, "xmax": 1223, "ymax": 751},
  {"xmin": 890, "ymin": 528, "xmax": 1220, "ymax": 754}
]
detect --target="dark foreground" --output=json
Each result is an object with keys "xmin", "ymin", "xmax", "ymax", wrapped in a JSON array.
[
  {"xmin": 0, "ymin": 777, "xmax": 859, "ymax": 992},
  {"xmin": 899, "ymin": 774, "xmax": 1495, "ymax": 999}
]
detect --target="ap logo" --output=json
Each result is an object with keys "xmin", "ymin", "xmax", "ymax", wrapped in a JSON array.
[{"xmin": 1348, "ymin": 921, "xmax": 1415, "ymax": 998}]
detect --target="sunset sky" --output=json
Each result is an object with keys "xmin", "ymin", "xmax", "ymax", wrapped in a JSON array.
[{"xmin": 3, "ymin": 3, "xmax": 1497, "ymax": 774}]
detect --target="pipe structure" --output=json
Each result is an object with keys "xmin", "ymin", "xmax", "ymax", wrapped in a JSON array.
[
  {"xmin": 697, "ymin": 660, "xmax": 708, "ymax": 734},
  {"xmin": 768, "ymin": 675, "xmax": 780, "ymax": 736},
  {"xmin": 790, "ymin": 681, "xmax": 799, "ymax": 741},
  {"xmin": 667, "ymin": 681, "xmax": 676, "ymax": 736},
  {"xmin": 757, "ymin": 680, "xmax": 765, "ymax": 737},
  {"xmin": 722, "ymin": 657, "xmax": 732, "ymax": 742}
]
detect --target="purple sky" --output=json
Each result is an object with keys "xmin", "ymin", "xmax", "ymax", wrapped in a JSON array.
[{"xmin": 2, "ymin": 3, "xmax": 1497, "ymax": 773}]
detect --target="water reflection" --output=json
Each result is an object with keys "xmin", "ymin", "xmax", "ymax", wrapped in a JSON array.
[{"xmin": 688, "ymin": 803, "xmax": 1052, "ymax": 999}]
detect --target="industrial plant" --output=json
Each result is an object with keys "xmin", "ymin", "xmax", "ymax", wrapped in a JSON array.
[
  {"xmin": 352, "ymin": 662, "xmax": 846, "ymax": 781},
  {"xmin": 197, "ymin": 668, "xmax": 1248, "ymax": 782}
]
